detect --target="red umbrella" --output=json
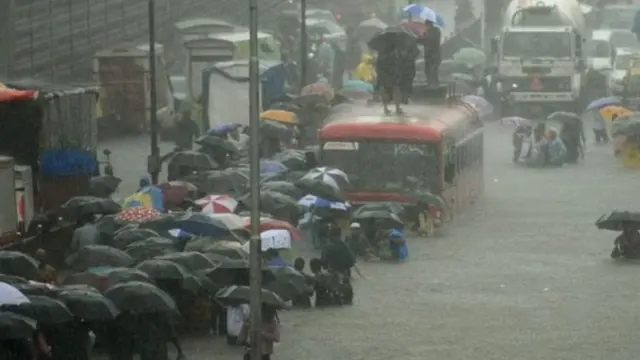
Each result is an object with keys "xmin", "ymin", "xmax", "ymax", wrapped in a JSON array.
[
  {"xmin": 0, "ymin": 84, "xmax": 37, "ymax": 102},
  {"xmin": 160, "ymin": 181, "xmax": 197, "ymax": 207},
  {"xmin": 195, "ymin": 195, "xmax": 238, "ymax": 214},
  {"xmin": 116, "ymin": 207, "xmax": 161, "ymax": 223},
  {"xmin": 399, "ymin": 20, "xmax": 427, "ymax": 38},
  {"xmin": 243, "ymin": 217, "xmax": 301, "ymax": 241},
  {"xmin": 300, "ymin": 82, "xmax": 333, "ymax": 100}
]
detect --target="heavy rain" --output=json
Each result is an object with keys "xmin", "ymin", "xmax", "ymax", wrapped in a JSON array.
[{"xmin": 1, "ymin": 0, "xmax": 640, "ymax": 359}]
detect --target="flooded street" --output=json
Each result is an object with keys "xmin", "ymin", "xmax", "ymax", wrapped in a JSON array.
[{"xmin": 99, "ymin": 121, "xmax": 640, "ymax": 360}]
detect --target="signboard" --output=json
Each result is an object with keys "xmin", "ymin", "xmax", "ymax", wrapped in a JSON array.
[{"xmin": 322, "ymin": 141, "xmax": 358, "ymax": 150}]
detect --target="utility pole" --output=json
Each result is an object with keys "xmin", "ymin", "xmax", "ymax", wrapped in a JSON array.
[
  {"xmin": 147, "ymin": 0, "xmax": 161, "ymax": 184},
  {"xmin": 299, "ymin": 0, "xmax": 308, "ymax": 89},
  {"xmin": 248, "ymin": 0, "xmax": 263, "ymax": 356}
]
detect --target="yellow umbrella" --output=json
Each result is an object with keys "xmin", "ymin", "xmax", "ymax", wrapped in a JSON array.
[
  {"xmin": 260, "ymin": 110, "xmax": 299, "ymax": 125},
  {"xmin": 600, "ymin": 106, "xmax": 632, "ymax": 122}
]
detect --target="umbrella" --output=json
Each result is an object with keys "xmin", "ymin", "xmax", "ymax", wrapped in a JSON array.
[
  {"xmin": 167, "ymin": 150, "xmax": 218, "ymax": 171},
  {"xmin": 298, "ymin": 194, "xmax": 350, "ymax": 217},
  {"xmin": 271, "ymin": 150, "xmax": 308, "ymax": 171},
  {"xmin": 208, "ymin": 213, "xmax": 246, "ymax": 230},
  {"xmin": 155, "ymin": 252, "xmax": 220, "ymax": 272},
  {"xmin": 184, "ymin": 169, "xmax": 249, "ymax": 196},
  {"xmin": 175, "ymin": 212, "xmax": 237, "ymax": 237},
  {"xmin": 261, "ymin": 110, "xmax": 299, "ymax": 125},
  {"xmin": 62, "ymin": 196, "xmax": 122, "ymax": 217},
  {"xmin": 453, "ymin": 48, "xmax": 485, "ymax": 68},
  {"xmin": 239, "ymin": 191, "xmax": 301, "ymax": 217},
  {"xmin": 125, "ymin": 237, "xmax": 178, "ymax": 262},
  {"xmin": 595, "ymin": 211, "xmax": 640, "ymax": 231},
  {"xmin": 0, "ymin": 274, "xmax": 28, "ymax": 286},
  {"xmin": 60, "ymin": 284, "xmax": 100, "ymax": 293},
  {"xmin": 203, "ymin": 241, "xmax": 249, "ymax": 260},
  {"xmin": 547, "ymin": 111, "xmax": 581, "ymax": 123},
  {"xmin": 2, "ymin": 295, "xmax": 73, "ymax": 325},
  {"xmin": 195, "ymin": 134, "xmax": 239, "ymax": 153},
  {"xmin": 338, "ymin": 88, "xmax": 374, "ymax": 101},
  {"xmin": 13, "ymin": 282, "xmax": 58, "ymax": 297},
  {"xmin": 414, "ymin": 191, "xmax": 445, "ymax": 206},
  {"xmin": 295, "ymin": 177, "xmax": 344, "ymax": 202},
  {"xmin": 501, "ymin": 116, "xmax": 531, "ymax": 128},
  {"xmin": 88, "ymin": 175, "xmax": 122, "ymax": 198},
  {"xmin": 303, "ymin": 167, "xmax": 349, "ymax": 188},
  {"xmin": 183, "ymin": 232, "xmax": 244, "ymax": 252},
  {"xmin": 290, "ymin": 93, "xmax": 331, "ymax": 107},
  {"xmin": 261, "ymin": 181, "xmax": 304, "ymax": 199},
  {"xmin": 462, "ymin": 95, "xmax": 493, "ymax": 117},
  {"xmin": 0, "ymin": 281, "xmax": 30, "ymax": 305},
  {"xmin": 0, "ymin": 251, "xmax": 39, "ymax": 280},
  {"xmin": 343, "ymin": 80, "xmax": 375, "ymax": 93},
  {"xmin": 65, "ymin": 245, "xmax": 134, "ymax": 271},
  {"xmin": 354, "ymin": 202, "xmax": 404, "ymax": 216},
  {"xmin": 111, "ymin": 228, "xmax": 159, "ymax": 249},
  {"xmin": 242, "ymin": 217, "xmax": 301, "ymax": 241},
  {"xmin": 104, "ymin": 281, "xmax": 178, "ymax": 314},
  {"xmin": 260, "ymin": 119, "xmax": 293, "ymax": 141},
  {"xmin": 102, "ymin": 267, "xmax": 154, "ymax": 285},
  {"xmin": 355, "ymin": 18, "xmax": 388, "ymax": 41},
  {"xmin": 300, "ymin": 82, "xmax": 333, "ymax": 100},
  {"xmin": 368, "ymin": 26, "xmax": 416, "ymax": 52},
  {"xmin": 611, "ymin": 117, "xmax": 640, "ymax": 136},
  {"xmin": 0, "ymin": 312, "xmax": 37, "ymax": 340},
  {"xmin": 398, "ymin": 19, "xmax": 427, "ymax": 37},
  {"xmin": 123, "ymin": 186, "xmax": 164, "ymax": 212},
  {"xmin": 136, "ymin": 259, "xmax": 192, "ymax": 281},
  {"xmin": 264, "ymin": 266, "xmax": 307, "ymax": 301},
  {"xmin": 195, "ymin": 194, "xmax": 238, "ymax": 214},
  {"xmin": 353, "ymin": 209, "xmax": 403, "ymax": 227},
  {"xmin": 159, "ymin": 181, "xmax": 197, "ymax": 207},
  {"xmin": 216, "ymin": 285, "xmax": 288, "ymax": 309},
  {"xmin": 402, "ymin": 4, "xmax": 445, "ymax": 27},
  {"xmin": 259, "ymin": 229, "xmax": 292, "ymax": 251},
  {"xmin": 206, "ymin": 123, "xmax": 242, "ymax": 136},
  {"xmin": 586, "ymin": 96, "xmax": 622, "ymax": 111},
  {"xmin": 55, "ymin": 290, "xmax": 119, "ymax": 321},
  {"xmin": 116, "ymin": 207, "xmax": 162, "ymax": 223},
  {"xmin": 260, "ymin": 160, "xmax": 288, "ymax": 175},
  {"xmin": 599, "ymin": 106, "xmax": 632, "ymax": 122}
]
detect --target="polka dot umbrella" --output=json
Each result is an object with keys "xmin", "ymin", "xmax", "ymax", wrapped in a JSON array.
[{"xmin": 116, "ymin": 207, "xmax": 162, "ymax": 223}]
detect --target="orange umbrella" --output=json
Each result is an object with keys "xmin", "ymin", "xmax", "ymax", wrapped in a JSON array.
[
  {"xmin": 600, "ymin": 106, "xmax": 632, "ymax": 122},
  {"xmin": 0, "ymin": 83, "xmax": 37, "ymax": 102}
]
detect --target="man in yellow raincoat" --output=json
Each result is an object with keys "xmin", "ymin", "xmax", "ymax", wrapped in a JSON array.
[{"xmin": 354, "ymin": 53, "xmax": 376, "ymax": 84}]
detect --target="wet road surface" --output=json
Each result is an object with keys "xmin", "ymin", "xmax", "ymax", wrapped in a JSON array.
[{"xmin": 99, "ymin": 121, "xmax": 640, "ymax": 360}]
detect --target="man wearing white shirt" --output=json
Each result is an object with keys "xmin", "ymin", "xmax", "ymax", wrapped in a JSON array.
[{"xmin": 226, "ymin": 304, "xmax": 250, "ymax": 346}]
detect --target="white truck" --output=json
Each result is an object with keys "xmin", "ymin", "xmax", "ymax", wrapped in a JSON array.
[{"xmin": 491, "ymin": 0, "xmax": 587, "ymax": 117}]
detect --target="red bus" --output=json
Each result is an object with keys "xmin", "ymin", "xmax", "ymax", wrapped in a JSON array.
[{"xmin": 318, "ymin": 101, "xmax": 483, "ymax": 226}]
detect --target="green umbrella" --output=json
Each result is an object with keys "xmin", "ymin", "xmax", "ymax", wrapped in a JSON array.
[{"xmin": 453, "ymin": 47, "xmax": 486, "ymax": 68}]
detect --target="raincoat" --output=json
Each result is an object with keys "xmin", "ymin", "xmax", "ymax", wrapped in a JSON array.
[
  {"xmin": 547, "ymin": 138, "xmax": 567, "ymax": 166},
  {"xmin": 354, "ymin": 53, "xmax": 376, "ymax": 83}
]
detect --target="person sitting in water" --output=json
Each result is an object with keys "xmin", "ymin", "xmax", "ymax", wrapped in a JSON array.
[
  {"xmin": 611, "ymin": 226, "xmax": 640, "ymax": 259},
  {"xmin": 546, "ymin": 129, "xmax": 567, "ymax": 167},
  {"xmin": 292, "ymin": 258, "xmax": 314, "ymax": 308},
  {"xmin": 309, "ymin": 258, "xmax": 333, "ymax": 307}
]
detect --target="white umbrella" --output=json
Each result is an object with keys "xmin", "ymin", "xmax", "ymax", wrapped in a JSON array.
[
  {"xmin": 0, "ymin": 281, "xmax": 30, "ymax": 305},
  {"xmin": 302, "ymin": 167, "xmax": 350, "ymax": 188},
  {"xmin": 260, "ymin": 229, "xmax": 292, "ymax": 251}
]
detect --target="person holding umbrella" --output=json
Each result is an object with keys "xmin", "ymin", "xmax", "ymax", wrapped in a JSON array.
[
  {"xmin": 238, "ymin": 305, "xmax": 280, "ymax": 360},
  {"xmin": 611, "ymin": 224, "xmax": 640, "ymax": 259}
]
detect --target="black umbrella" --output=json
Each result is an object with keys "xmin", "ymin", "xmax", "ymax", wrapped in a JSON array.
[
  {"xmin": 88, "ymin": 175, "xmax": 122, "ymax": 198},
  {"xmin": 0, "ymin": 274, "xmax": 28, "ymax": 285},
  {"xmin": 56, "ymin": 290, "xmax": 120, "ymax": 321},
  {"xmin": 264, "ymin": 266, "xmax": 307, "ymax": 300},
  {"xmin": 167, "ymin": 150, "xmax": 218, "ymax": 171},
  {"xmin": 111, "ymin": 228, "xmax": 160, "ymax": 249},
  {"xmin": 182, "ymin": 170, "xmax": 249, "ymax": 196},
  {"xmin": 62, "ymin": 196, "xmax": 122, "ymax": 218},
  {"xmin": 94, "ymin": 215, "xmax": 128, "ymax": 242},
  {"xmin": 2, "ymin": 295, "xmax": 73, "ymax": 325},
  {"xmin": 271, "ymin": 150, "xmax": 308, "ymax": 171},
  {"xmin": 13, "ymin": 283, "xmax": 59, "ymax": 297},
  {"xmin": 203, "ymin": 242, "xmax": 249, "ymax": 260},
  {"xmin": 195, "ymin": 135, "xmax": 239, "ymax": 153},
  {"xmin": 104, "ymin": 281, "xmax": 178, "ymax": 315},
  {"xmin": 155, "ymin": 252, "xmax": 220, "ymax": 272},
  {"xmin": 355, "ymin": 17, "xmax": 388, "ymax": 42},
  {"xmin": 354, "ymin": 202, "xmax": 404, "ymax": 216},
  {"xmin": 413, "ymin": 191, "xmax": 445, "ymax": 206},
  {"xmin": 0, "ymin": 312, "xmax": 37, "ymax": 340},
  {"xmin": 261, "ymin": 181, "xmax": 304, "ymax": 199},
  {"xmin": 295, "ymin": 177, "xmax": 344, "ymax": 202},
  {"xmin": 547, "ymin": 111, "xmax": 581, "ymax": 123},
  {"xmin": 125, "ymin": 237, "xmax": 178, "ymax": 262},
  {"xmin": 104, "ymin": 267, "xmax": 154, "ymax": 285},
  {"xmin": 216, "ymin": 285, "xmax": 288, "ymax": 309},
  {"xmin": 65, "ymin": 245, "xmax": 134, "ymax": 271},
  {"xmin": 136, "ymin": 259, "xmax": 191, "ymax": 281},
  {"xmin": 60, "ymin": 284, "xmax": 101, "ymax": 293},
  {"xmin": 368, "ymin": 26, "xmax": 415, "ymax": 52},
  {"xmin": 0, "ymin": 251, "xmax": 39, "ymax": 280},
  {"xmin": 260, "ymin": 119, "xmax": 292, "ymax": 141},
  {"xmin": 239, "ymin": 190, "xmax": 300, "ymax": 215},
  {"xmin": 596, "ymin": 211, "xmax": 640, "ymax": 231},
  {"xmin": 353, "ymin": 209, "xmax": 403, "ymax": 227}
]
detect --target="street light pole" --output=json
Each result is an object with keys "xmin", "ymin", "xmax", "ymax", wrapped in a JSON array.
[
  {"xmin": 147, "ymin": 0, "xmax": 161, "ymax": 184},
  {"xmin": 299, "ymin": 0, "xmax": 307, "ymax": 89},
  {"xmin": 248, "ymin": 0, "xmax": 263, "ymax": 357}
]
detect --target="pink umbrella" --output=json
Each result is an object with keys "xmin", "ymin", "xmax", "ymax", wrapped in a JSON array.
[
  {"xmin": 501, "ymin": 116, "xmax": 531, "ymax": 128},
  {"xmin": 195, "ymin": 195, "xmax": 238, "ymax": 214}
]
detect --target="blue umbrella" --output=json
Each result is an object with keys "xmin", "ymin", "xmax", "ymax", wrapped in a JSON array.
[
  {"xmin": 401, "ymin": 4, "xmax": 445, "ymax": 27},
  {"xmin": 298, "ymin": 194, "xmax": 350, "ymax": 212},
  {"xmin": 343, "ymin": 80, "xmax": 374, "ymax": 93},
  {"xmin": 206, "ymin": 123, "xmax": 242, "ymax": 136},
  {"xmin": 260, "ymin": 160, "xmax": 288, "ymax": 175},
  {"xmin": 175, "ymin": 213, "xmax": 230, "ymax": 237},
  {"xmin": 586, "ymin": 96, "xmax": 622, "ymax": 111}
]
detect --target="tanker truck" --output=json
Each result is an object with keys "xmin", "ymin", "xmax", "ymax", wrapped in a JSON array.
[{"xmin": 491, "ymin": 0, "xmax": 587, "ymax": 118}]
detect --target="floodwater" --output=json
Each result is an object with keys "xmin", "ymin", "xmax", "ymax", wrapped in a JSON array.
[{"xmin": 99, "ymin": 121, "xmax": 640, "ymax": 360}]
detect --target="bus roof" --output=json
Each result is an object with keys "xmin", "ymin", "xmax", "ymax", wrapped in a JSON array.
[
  {"xmin": 174, "ymin": 18, "xmax": 235, "ymax": 30},
  {"xmin": 320, "ymin": 103, "xmax": 477, "ymax": 142}
]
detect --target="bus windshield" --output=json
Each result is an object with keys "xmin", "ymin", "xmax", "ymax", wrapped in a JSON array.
[
  {"xmin": 321, "ymin": 140, "xmax": 439, "ymax": 192},
  {"xmin": 502, "ymin": 32, "xmax": 572, "ymax": 58}
]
